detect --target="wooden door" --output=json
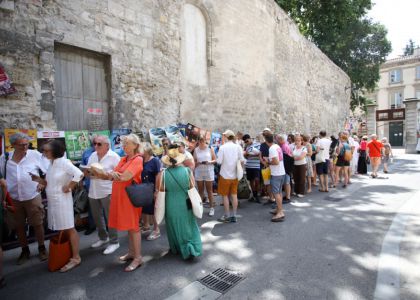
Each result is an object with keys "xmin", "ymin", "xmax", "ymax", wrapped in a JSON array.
[{"xmin": 54, "ymin": 44, "xmax": 109, "ymax": 131}]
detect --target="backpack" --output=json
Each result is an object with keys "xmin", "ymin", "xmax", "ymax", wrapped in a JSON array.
[
  {"xmin": 341, "ymin": 143, "xmax": 352, "ymax": 162},
  {"xmin": 237, "ymin": 177, "xmax": 251, "ymax": 199}
]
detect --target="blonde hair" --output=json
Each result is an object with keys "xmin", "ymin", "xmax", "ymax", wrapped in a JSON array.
[
  {"xmin": 141, "ymin": 142, "xmax": 154, "ymax": 156},
  {"xmin": 122, "ymin": 133, "xmax": 142, "ymax": 154}
]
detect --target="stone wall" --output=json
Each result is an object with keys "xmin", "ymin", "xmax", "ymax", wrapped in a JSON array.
[{"xmin": 0, "ymin": 0, "xmax": 350, "ymax": 136}]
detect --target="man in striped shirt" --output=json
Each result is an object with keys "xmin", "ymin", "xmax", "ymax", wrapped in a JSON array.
[{"xmin": 243, "ymin": 134, "xmax": 261, "ymax": 203}]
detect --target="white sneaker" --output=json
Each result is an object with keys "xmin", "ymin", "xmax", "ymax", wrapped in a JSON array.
[
  {"xmin": 91, "ymin": 238, "xmax": 109, "ymax": 248},
  {"xmin": 209, "ymin": 208, "xmax": 215, "ymax": 216},
  {"xmin": 297, "ymin": 194, "xmax": 304, "ymax": 198},
  {"xmin": 103, "ymin": 243, "xmax": 120, "ymax": 255}
]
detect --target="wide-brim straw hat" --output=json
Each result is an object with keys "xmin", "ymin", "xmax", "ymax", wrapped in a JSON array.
[{"xmin": 161, "ymin": 148, "xmax": 186, "ymax": 166}]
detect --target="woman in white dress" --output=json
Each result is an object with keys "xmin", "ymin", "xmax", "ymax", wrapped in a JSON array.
[{"xmin": 36, "ymin": 140, "xmax": 83, "ymax": 272}]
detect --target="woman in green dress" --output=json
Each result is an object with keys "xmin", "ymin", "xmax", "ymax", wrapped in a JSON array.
[{"xmin": 157, "ymin": 145, "xmax": 202, "ymax": 260}]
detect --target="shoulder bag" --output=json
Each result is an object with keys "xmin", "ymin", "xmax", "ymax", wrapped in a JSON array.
[{"xmin": 125, "ymin": 176, "xmax": 154, "ymax": 208}]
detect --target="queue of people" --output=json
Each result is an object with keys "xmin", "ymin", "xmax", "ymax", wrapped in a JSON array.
[{"xmin": 0, "ymin": 128, "xmax": 393, "ymax": 285}]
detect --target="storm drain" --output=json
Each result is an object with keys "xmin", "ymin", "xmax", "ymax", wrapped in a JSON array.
[{"xmin": 198, "ymin": 268, "xmax": 245, "ymax": 294}]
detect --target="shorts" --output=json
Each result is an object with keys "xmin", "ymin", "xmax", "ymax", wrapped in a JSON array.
[
  {"xmin": 284, "ymin": 173, "xmax": 291, "ymax": 185},
  {"xmin": 371, "ymin": 156, "xmax": 381, "ymax": 166},
  {"xmin": 12, "ymin": 194, "xmax": 45, "ymax": 227},
  {"xmin": 194, "ymin": 165, "xmax": 215, "ymax": 181},
  {"xmin": 316, "ymin": 160, "xmax": 329, "ymax": 175},
  {"xmin": 270, "ymin": 175, "xmax": 285, "ymax": 194},
  {"xmin": 246, "ymin": 168, "xmax": 260, "ymax": 181},
  {"xmin": 218, "ymin": 176, "xmax": 238, "ymax": 196},
  {"xmin": 335, "ymin": 156, "xmax": 350, "ymax": 167}
]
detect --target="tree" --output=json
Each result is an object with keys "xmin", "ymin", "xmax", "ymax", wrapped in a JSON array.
[
  {"xmin": 403, "ymin": 39, "xmax": 416, "ymax": 56},
  {"xmin": 275, "ymin": 0, "xmax": 392, "ymax": 110}
]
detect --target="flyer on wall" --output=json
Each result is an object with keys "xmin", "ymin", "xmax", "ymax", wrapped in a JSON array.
[
  {"xmin": 111, "ymin": 128, "xmax": 132, "ymax": 157},
  {"xmin": 4, "ymin": 129, "xmax": 37, "ymax": 152},
  {"xmin": 165, "ymin": 125, "xmax": 185, "ymax": 144},
  {"xmin": 64, "ymin": 130, "xmax": 90, "ymax": 161},
  {"xmin": 149, "ymin": 127, "xmax": 167, "ymax": 156}
]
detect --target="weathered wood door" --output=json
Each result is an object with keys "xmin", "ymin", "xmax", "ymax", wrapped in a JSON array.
[
  {"xmin": 389, "ymin": 121, "xmax": 403, "ymax": 146},
  {"xmin": 54, "ymin": 44, "xmax": 110, "ymax": 131}
]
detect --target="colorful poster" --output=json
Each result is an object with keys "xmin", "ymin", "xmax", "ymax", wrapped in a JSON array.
[
  {"xmin": 165, "ymin": 125, "xmax": 185, "ymax": 144},
  {"xmin": 177, "ymin": 123, "xmax": 187, "ymax": 137},
  {"xmin": 4, "ymin": 129, "xmax": 37, "ymax": 153},
  {"xmin": 210, "ymin": 132, "xmax": 222, "ymax": 154},
  {"xmin": 64, "ymin": 131, "xmax": 90, "ymax": 161},
  {"xmin": 0, "ymin": 66, "xmax": 17, "ymax": 96},
  {"xmin": 37, "ymin": 131, "xmax": 66, "ymax": 153},
  {"xmin": 111, "ymin": 128, "xmax": 132, "ymax": 157},
  {"xmin": 149, "ymin": 127, "xmax": 167, "ymax": 156},
  {"xmin": 186, "ymin": 123, "xmax": 200, "ymax": 150}
]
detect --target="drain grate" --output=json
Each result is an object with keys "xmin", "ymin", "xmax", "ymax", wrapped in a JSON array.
[{"xmin": 199, "ymin": 268, "xmax": 245, "ymax": 294}]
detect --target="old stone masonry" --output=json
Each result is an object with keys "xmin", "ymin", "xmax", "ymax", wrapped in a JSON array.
[{"xmin": 0, "ymin": 0, "xmax": 350, "ymax": 135}]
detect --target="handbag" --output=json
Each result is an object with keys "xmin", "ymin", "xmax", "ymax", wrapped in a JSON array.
[
  {"xmin": 237, "ymin": 160, "xmax": 244, "ymax": 180},
  {"xmin": 155, "ymin": 171, "xmax": 166, "ymax": 225},
  {"xmin": 125, "ymin": 181, "xmax": 154, "ymax": 208},
  {"xmin": 73, "ymin": 185, "xmax": 89, "ymax": 214},
  {"xmin": 48, "ymin": 231, "xmax": 72, "ymax": 272}
]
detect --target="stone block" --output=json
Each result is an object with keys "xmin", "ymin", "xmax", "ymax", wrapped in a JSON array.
[
  {"xmin": 104, "ymin": 25, "xmax": 124, "ymax": 40},
  {"xmin": 0, "ymin": 0, "xmax": 15, "ymax": 11}
]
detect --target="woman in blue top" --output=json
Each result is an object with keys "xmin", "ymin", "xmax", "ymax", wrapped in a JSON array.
[{"xmin": 140, "ymin": 142, "xmax": 162, "ymax": 241}]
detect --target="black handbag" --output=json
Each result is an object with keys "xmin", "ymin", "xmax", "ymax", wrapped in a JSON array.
[
  {"xmin": 125, "ymin": 182, "xmax": 154, "ymax": 208},
  {"xmin": 73, "ymin": 186, "xmax": 89, "ymax": 214}
]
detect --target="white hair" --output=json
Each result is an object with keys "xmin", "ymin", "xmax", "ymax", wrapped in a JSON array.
[{"xmin": 9, "ymin": 132, "xmax": 31, "ymax": 144}]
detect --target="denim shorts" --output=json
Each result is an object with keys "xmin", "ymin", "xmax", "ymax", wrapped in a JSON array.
[
  {"xmin": 270, "ymin": 175, "xmax": 285, "ymax": 194},
  {"xmin": 284, "ymin": 173, "xmax": 291, "ymax": 185}
]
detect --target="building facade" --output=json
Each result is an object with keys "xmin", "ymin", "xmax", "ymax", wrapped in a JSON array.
[
  {"xmin": 366, "ymin": 48, "xmax": 420, "ymax": 152},
  {"xmin": 0, "ymin": 0, "xmax": 351, "ymax": 136}
]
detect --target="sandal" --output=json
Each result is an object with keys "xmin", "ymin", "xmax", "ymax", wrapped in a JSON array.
[
  {"xmin": 124, "ymin": 257, "xmax": 143, "ymax": 272},
  {"xmin": 119, "ymin": 253, "xmax": 134, "ymax": 262},
  {"xmin": 271, "ymin": 216, "xmax": 285, "ymax": 222},
  {"xmin": 146, "ymin": 231, "xmax": 161, "ymax": 241},
  {"xmin": 60, "ymin": 257, "xmax": 81, "ymax": 273}
]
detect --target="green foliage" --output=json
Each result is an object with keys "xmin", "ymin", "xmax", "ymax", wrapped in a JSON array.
[
  {"xmin": 275, "ymin": 0, "xmax": 391, "ymax": 111},
  {"xmin": 403, "ymin": 39, "xmax": 416, "ymax": 56}
]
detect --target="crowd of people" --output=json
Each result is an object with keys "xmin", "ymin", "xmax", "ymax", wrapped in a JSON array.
[{"xmin": 0, "ymin": 128, "xmax": 394, "ymax": 286}]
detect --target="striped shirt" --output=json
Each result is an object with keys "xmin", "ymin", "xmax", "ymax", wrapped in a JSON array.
[{"xmin": 245, "ymin": 142, "xmax": 261, "ymax": 169}]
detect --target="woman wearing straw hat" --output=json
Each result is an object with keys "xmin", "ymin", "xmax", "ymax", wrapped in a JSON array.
[{"xmin": 156, "ymin": 145, "xmax": 202, "ymax": 260}]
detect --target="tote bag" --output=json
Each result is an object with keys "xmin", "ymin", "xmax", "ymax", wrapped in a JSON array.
[
  {"xmin": 237, "ymin": 160, "xmax": 244, "ymax": 180},
  {"xmin": 48, "ymin": 231, "xmax": 72, "ymax": 272},
  {"xmin": 186, "ymin": 169, "xmax": 203, "ymax": 219},
  {"xmin": 155, "ymin": 171, "xmax": 166, "ymax": 225}
]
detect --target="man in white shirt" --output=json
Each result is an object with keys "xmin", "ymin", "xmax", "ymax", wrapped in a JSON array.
[
  {"xmin": 216, "ymin": 130, "xmax": 245, "ymax": 223},
  {"xmin": 0, "ymin": 133, "xmax": 48, "ymax": 264},
  {"xmin": 86, "ymin": 135, "xmax": 121, "ymax": 255},
  {"xmin": 266, "ymin": 134, "xmax": 286, "ymax": 222},
  {"xmin": 315, "ymin": 130, "xmax": 332, "ymax": 192}
]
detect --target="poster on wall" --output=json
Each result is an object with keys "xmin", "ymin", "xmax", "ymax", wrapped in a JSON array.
[
  {"xmin": 185, "ymin": 123, "xmax": 201, "ymax": 149},
  {"xmin": 111, "ymin": 128, "xmax": 132, "ymax": 157},
  {"xmin": 4, "ymin": 129, "xmax": 37, "ymax": 153},
  {"xmin": 210, "ymin": 132, "xmax": 222, "ymax": 154},
  {"xmin": 0, "ymin": 65, "xmax": 17, "ymax": 96},
  {"xmin": 149, "ymin": 127, "xmax": 167, "ymax": 156},
  {"xmin": 37, "ymin": 131, "xmax": 66, "ymax": 153},
  {"xmin": 164, "ymin": 125, "xmax": 185, "ymax": 144},
  {"xmin": 177, "ymin": 123, "xmax": 187, "ymax": 138},
  {"xmin": 64, "ymin": 131, "xmax": 90, "ymax": 161}
]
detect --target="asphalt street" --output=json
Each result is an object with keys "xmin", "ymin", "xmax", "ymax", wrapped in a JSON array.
[{"xmin": 1, "ymin": 151, "xmax": 420, "ymax": 300}]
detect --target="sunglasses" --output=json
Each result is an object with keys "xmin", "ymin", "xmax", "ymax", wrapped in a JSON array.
[
  {"xmin": 93, "ymin": 142, "xmax": 103, "ymax": 146},
  {"xmin": 163, "ymin": 143, "xmax": 169, "ymax": 146}
]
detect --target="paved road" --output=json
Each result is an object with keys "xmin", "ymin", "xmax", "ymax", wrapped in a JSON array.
[{"xmin": 1, "ymin": 153, "xmax": 420, "ymax": 300}]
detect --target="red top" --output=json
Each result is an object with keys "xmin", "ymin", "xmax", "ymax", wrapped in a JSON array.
[
  {"xmin": 359, "ymin": 140, "xmax": 367, "ymax": 151},
  {"xmin": 108, "ymin": 155, "xmax": 143, "ymax": 231},
  {"xmin": 367, "ymin": 140, "xmax": 383, "ymax": 158}
]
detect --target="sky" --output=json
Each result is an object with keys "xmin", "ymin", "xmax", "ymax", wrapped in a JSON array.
[{"xmin": 368, "ymin": 0, "xmax": 420, "ymax": 59}]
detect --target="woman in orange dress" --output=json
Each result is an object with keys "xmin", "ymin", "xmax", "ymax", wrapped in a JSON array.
[{"xmin": 106, "ymin": 134, "xmax": 143, "ymax": 272}]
